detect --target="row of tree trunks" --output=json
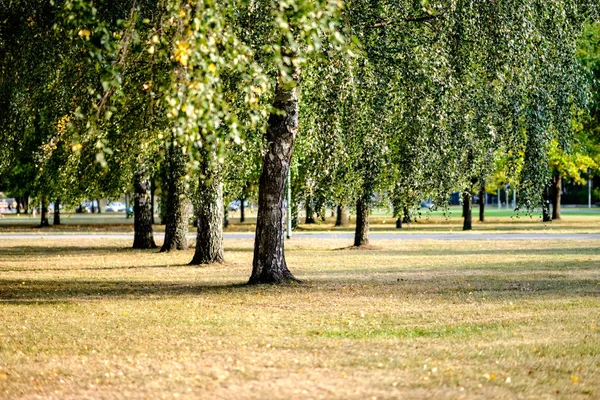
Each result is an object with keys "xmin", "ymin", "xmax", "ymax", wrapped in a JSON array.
[
  {"xmin": 190, "ymin": 150, "xmax": 224, "ymax": 265},
  {"xmin": 133, "ymin": 165, "xmax": 157, "ymax": 249},
  {"xmin": 248, "ymin": 79, "xmax": 298, "ymax": 284},
  {"xmin": 161, "ymin": 143, "xmax": 189, "ymax": 252}
]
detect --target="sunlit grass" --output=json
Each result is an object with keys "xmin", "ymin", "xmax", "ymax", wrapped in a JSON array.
[{"xmin": 0, "ymin": 238, "xmax": 598, "ymax": 399}]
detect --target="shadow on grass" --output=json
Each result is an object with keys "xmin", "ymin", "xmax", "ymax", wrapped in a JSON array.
[
  {"xmin": 0, "ymin": 245, "xmax": 156, "ymax": 257},
  {"xmin": 0, "ymin": 262, "xmax": 195, "ymax": 273},
  {"xmin": 0, "ymin": 280, "xmax": 251, "ymax": 303},
  {"xmin": 371, "ymin": 247, "xmax": 600, "ymax": 257},
  {"xmin": 1, "ymin": 274, "xmax": 598, "ymax": 304}
]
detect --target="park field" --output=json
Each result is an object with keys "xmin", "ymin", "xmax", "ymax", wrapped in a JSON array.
[
  {"xmin": 1, "ymin": 207, "xmax": 600, "ymax": 234},
  {"xmin": 0, "ymin": 237, "xmax": 599, "ymax": 399}
]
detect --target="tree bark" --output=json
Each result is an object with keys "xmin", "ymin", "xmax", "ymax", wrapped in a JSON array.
[
  {"xmin": 39, "ymin": 197, "xmax": 50, "ymax": 227},
  {"xmin": 96, "ymin": 199, "xmax": 102, "ymax": 213},
  {"xmin": 551, "ymin": 174, "xmax": 562, "ymax": 220},
  {"xmin": 462, "ymin": 191, "xmax": 472, "ymax": 231},
  {"xmin": 150, "ymin": 175, "xmax": 156, "ymax": 224},
  {"xmin": 249, "ymin": 80, "xmax": 298, "ymax": 284},
  {"xmin": 190, "ymin": 154, "xmax": 224, "ymax": 265},
  {"xmin": 240, "ymin": 197, "xmax": 245, "ymax": 223},
  {"xmin": 354, "ymin": 198, "xmax": 370, "ymax": 247},
  {"xmin": 479, "ymin": 186, "xmax": 485, "ymax": 223},
  {"xmin": 160, "ymin": 143, "xmax": 189, "ymax": 252},
  {"xmin": 133, "ymin": 166, "xmax": 157, "ymax": 249},
  {"xmin": 396, "ymin": 218, "xmax": 402, "ymax": 229},
  {"xmin": 53, "ymin": 198, "xmax": 61, "ymax": 225},
  {"xmin": 543, "ymin": 201, "xmax": 552, "ymax": 222},
  {"xmin": 335, "ymin": 205, "xmax": 349, "ymax": 227}
]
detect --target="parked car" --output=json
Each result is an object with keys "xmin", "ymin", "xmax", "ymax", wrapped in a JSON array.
[{"xmin": 105, "ymin": 202, "xmax": 126, "ymax": 212}]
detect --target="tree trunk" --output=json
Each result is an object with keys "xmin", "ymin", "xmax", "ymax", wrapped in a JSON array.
[
  {"xmin": 160, "ymin": 144, "xmax": 189, "ymax": 252},
  {"xmin": 551, "ymin": 174, "xmax": 562, "ymax": 220},
  {"xmin": 133, "ymin": 166, "xmax": 157, "ymax": 249},
  {"xmin": 249, "ymin": 80, "xmax": 298, "ymax": 284},
  {"xmin": 96, "ymin": 199, "xmax": 102, "ymax": 213},
  {"xmin": 543, "ymin": 201, "xmax": 552, "ymax": 222},
  {"xmin": 39, "ymin": 197, "xmax": 50, "ymax": 227},
  {"xmin": 462, "ymin": 191, "xmax": 472, "ymax": 231},
  {"xmin": 354, "ymin": 198, "xmax": 370, "ymax": 247},
  {"xmin": 240, "ymin": 197, "xmax": 245, "ymax": 223},
  {"xmin": 190, "ymin": 154, "xmax": 224, "ymax": 265},
  {"xmin": 150, "ymin": 175, "xmax": 156, "ymax": 224},
  {"xmin": 396, "ymin": 218, "xmax": 402, "ymax": 229},
  {"xmin": 91, "ymin": 200, "xmax": 96, "ymax": 213},
  {"xmin": 53, "ymin": 198, "xmax": 61, "ymax": 225},
  {"xmin": 305, "ymin": 199, "xmax": 315, "ymax": 224},
  {"xmin": 402, "ymin": 207, "xmax": 411, "ymax": 223},
  {"xmin": 335, "ymin": 205, "xmax": 349, "ymax": 227},
  {"xmin": 479, "ymin": 186, "xmax": 485, "ymax": 223}
]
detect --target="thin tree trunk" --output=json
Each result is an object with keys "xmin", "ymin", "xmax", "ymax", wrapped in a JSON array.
[
  {"xmin": 479, "ymin": 185, "xmax": 485, "ymax": 223},
  {"xmin": 160, "ymin": 143, "xmax": 189, "ymax": 252},
  {"xmin": 305, "ymin": 199, "xmax": 315, "ymax": 224},
  {"xmin": 91, "ymin": 200, "xmax": 96, "ymax": 214},
  {"xmin": 96, "ymin": 199, "xmax": 102, "ymax": 213},
  {"xmin": 190, "ymin": 153, "xmax": 224, "ymax": 265},
  {"xmin": 354, "ymin": 198, "xmax": 370, "ymax": 247},
  {"xmin": 133, "ymin": 165, "xmax": 157, "ymax": 249},
  {"xmin": 462, "ymin": 191, "xmax": 472, "ymax": 231},
  {"xmin": 335, "ymin": 205, "xmax": 349, "ymax": 227},
  {"xmin": 240, "ymin": 197, "xmax": 245, "ymax": 223},
  {"xmin": 402, "ymin": 207, "xmax": 411, "ymax": 223},
  {"xmin": 396, "ymin": 218, "xmax": 402, "ymax": 229},
  {"xmin": 543, "ymin": 202, "xmax": 552, "ymax": 222},
  {"xmin": 552, "ymin": 174, "xmax": 562, "ymax": 220},
  {"xmin": 249, "ymin": 79, "xmax": 298, "ymax": 284},
  {"xmin": 39, "ymin": 196, "xmax": 50, "ymax": 227},
  {"xmin": 53, "ymin": 198, "xmax": 61, "ymax": 225},
  {"xmin": 150, "ymin": 175, "xmax": 156, "ymax": 224}
]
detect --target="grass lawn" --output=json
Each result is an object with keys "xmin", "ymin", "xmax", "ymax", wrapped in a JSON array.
[{"xmin": 0, "ymin": 237, "xmax": 599, "ymax": 399}]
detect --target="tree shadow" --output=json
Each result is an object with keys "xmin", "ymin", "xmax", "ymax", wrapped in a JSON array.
[
  {"xmin": 1, "ymin": 272, "xmax": 597, "ymax": 304},
  {"xmin": 0, "ymin": 245, "xmax": 155, "ymax": 257},
  {"xmin": 371, "ymin": 247, "xmax": 600, "ymax": 257},
  {"xmin": 0, "ymin": 279, "xmax": 250, "ymax": 304},
  {"xmin": 0, "ymin": 262, "xmax": 195, "ymax": 273}
]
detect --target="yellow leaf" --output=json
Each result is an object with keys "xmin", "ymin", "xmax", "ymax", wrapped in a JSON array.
[{"xmin": 78, "ymin": 29, "xmax": 91, "ymax": 39}]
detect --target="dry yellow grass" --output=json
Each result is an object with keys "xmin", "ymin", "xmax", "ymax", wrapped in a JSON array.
[{"xmin": 0, "ymin": 237, "xmax": 599, "ymax": 399}]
